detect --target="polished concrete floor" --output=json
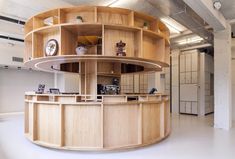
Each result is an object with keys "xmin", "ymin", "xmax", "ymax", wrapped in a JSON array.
[{"xmin": 0, "ymin": 114, "xmax": 234, "ymax": 159}]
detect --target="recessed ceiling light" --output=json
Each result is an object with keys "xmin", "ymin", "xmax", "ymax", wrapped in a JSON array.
[{"xmin": 213, "ymin": 1, "xmax": 222, "ymax": 10}]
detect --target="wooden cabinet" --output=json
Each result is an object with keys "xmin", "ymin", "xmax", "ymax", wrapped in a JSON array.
[
  {"xmin": 121, "ymin": 73, "xmax": 148, "ymax": 94},
  {"xmin": 24, "ymin": 93, "xmax": 170, "ymax": 151}
]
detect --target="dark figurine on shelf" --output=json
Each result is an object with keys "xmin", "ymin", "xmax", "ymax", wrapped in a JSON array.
[
  {"xmin": 76, "ymin": 16, "xmax": 83, "ymax": 23},
  {"xmin": 116, "ymin": 40, "xmax": 126, "ymax": 56}
]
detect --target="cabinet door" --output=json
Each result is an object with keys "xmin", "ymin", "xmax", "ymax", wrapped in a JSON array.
[
  {"xmin": 134, "ymin": 74, "xmax": 139, "ymax": 93},
  {"xmin": 185, "ymin": 102, "xmax": 191, "ymax": 114},
  {"xmin": 180, "ymin": 102, "xmax": 186, "ymax": 113}
]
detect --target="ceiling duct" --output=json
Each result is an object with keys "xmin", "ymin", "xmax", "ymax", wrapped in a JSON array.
[
  {"xmin": 0, "ymin": 15, "xmax": 25, "ymax": 25},
  {"xmin": 146, "ymin": 0, "xmax": 213, "ymax": 44}
]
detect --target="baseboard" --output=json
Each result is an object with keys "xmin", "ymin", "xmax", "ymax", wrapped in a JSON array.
[{"xmin": 0, "ymin": 111, "xmax": 24, "ymax": 116}]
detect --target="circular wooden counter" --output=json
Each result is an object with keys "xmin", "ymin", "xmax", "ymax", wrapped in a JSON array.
[
  {"xmin": 24, "ymin": 93, "xmax": 170, "ymax": 151},
  {"xmin": 24, "ymin": 6, "xmax": 171, "ymax": 151}
]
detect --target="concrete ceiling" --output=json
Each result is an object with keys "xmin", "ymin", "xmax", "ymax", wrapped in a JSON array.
[{"xmin": 213, "ymin": 0, "xmax": 235, "ymax": 20}]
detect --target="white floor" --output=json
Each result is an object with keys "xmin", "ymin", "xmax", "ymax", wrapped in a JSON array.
[{"xmin": 0, "ymin": 114, "xmax": 235, "ymax": 159}]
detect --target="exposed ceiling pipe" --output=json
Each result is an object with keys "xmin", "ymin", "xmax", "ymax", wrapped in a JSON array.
[
  {"xmin": 0, "ymin": 15, "xmax": 25, "ymax": 25},
  {"xmin": 0, "ymin": 34, "xmax": 24, "ymax": 42},
  {"xmin": 180, "ymin": 43, "xmax": 212, "ymax": 51}
]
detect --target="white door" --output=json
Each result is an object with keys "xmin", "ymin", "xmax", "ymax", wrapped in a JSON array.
[{"xmin": 179, "ymin": 51, "xmax": 199, "ymax": 115}]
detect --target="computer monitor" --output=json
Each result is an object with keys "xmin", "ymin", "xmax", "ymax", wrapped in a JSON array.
[{"xmin": 49, "ymin": 88, "xmax": 60, "ymax": 94}]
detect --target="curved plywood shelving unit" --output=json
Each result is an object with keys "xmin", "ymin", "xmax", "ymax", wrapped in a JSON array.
[{"xmin": 24, "ymin": 6, "xmax": 171, "ymax": 151}]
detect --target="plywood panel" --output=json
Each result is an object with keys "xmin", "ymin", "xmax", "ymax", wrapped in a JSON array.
[
  {"xmin": 104, "ymin": 104, "xmax": 139, "ymax": 148},
  {"xmin": 24, "ymin": 35, "xmax": 33, "ymax": 61},
  {"xmin": 28, "ymin": 102, "xmax": 35, "ymax": 138},
  {"xmin": 42, "ymin": 30, "xmax": 60, "ymax": 56},
  {"xmin": 24, "ymin": 102, "xmax": 29, "ymax": 134},
  {"xmin": 65, "ymin": 11, "xmax": 95, "ymax": 23},
  {"xmin": 104, "ymin": 29, "xmax": 136, "ymax": 57},
  {"xmin": 164, "ymin": 101, "xmax": 170, "ymax": 134},
  {"xmin": 64, "ymin": 105, "xmax": 101, "ymax": 147},
  {"xmin": 97, "ymin": 12, "xmax": 129, "ymax": 25},
  {"xmin": 85, "ymin": 61, "xmax": 97, "ymax": 97},
  {"xmin": 61, "ymin": 27, "xmax": 77, "ymax": 55},
  {"xmin": 142, "ymin": 103, "xmax": 161, "ymax": 144},
  {"xmin": 33, "ymin": 33, "xmax": 43, "ymax": 58},
  {"xmin": 55, "ymin": 96, "xmax": 75, "ymax": 103},
  {"xmin": 37, "ymin": 104, "xmax": 60, "ymax": 145}
]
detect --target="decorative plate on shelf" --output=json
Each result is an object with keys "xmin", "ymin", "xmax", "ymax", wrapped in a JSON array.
[{"xmin": 45, "ymin": 39, "xmax": 58, "ymax": 56}]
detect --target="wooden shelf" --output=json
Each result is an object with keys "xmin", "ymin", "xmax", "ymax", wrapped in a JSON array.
[
  {"xmin": 61, "ymin": 24, "xmax": 102, "ymax": 55},
  {"xmin": 25, "ymin": 6, "xmax": 170, "ymax": 66},
  {"xmin": 33, "ymin": 9, "xmax": 59, "ymax": 30},
  {"xmin": 32, "ymin": 26, "xmax": 60, "ymax": 58},
  {"xmin": 24, "ymin": 33, "xmax": 33, "ymax": 62},
  {"xmin": 97, "ymin": 6, "xmax": 133, "ymax": 26},
  {"xmin": 142, "ymin": 31, "xmax": 165, "ymax": 62},
  {"xmin": 134, "ymin": 12, "xmax": 158, "ymax": 32},
  {"xmin": 24, "ymin": 18, "xmax": 33, "ymax": 35},
  {"xmin": 143, "ymin": 29, "xmax": 163, "ymax": 39},
  {"xmin": 104, "ymin": 25, "xmax": 141, "ymax": 57},
  {"xmin": 59, "ymin": 6, "xmax": 96, "ymax": 24}
]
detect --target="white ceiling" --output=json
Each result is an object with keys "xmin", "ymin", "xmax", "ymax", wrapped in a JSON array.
[{"xmin": 213, "ymin": 0, "xmax": 235, "ymax": 20}]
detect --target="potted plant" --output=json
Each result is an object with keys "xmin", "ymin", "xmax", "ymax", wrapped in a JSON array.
[
  {"xmin": 143, "ymin": 22, "xmax": 149, "ymax": 29},
  {"xmin": 76, "ymin": 16, "xmax": 83, "ymax": 23}
]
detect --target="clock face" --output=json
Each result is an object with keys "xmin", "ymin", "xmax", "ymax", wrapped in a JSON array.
[{"xmin": 45, "ymin": 39, "xmax": 58, "ymax": 56}]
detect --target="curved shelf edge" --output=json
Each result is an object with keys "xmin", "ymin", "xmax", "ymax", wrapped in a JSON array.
[
  {"xmin": 25, "ymin": 131, "xmax": 171, "ymax": 151},
  {"xmin": 24, "ymin": 55, "xmax": 169, "ymax": 73}
]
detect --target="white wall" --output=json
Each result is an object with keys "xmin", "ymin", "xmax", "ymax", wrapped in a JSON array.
[
  {"xmin": 171, "ymin": 49, "xmax": 180, "ymax": 114},
  {"xmin": 0, "ymin": 68, "xmax": 54, "ymax": 113},
  {"xmin": 231, "ymin": 61, "xmax": 235, "ymax": 121},
  {"xmin": 231, "ymin": 38, "xmax": 235, "ymax": 121},
  {"xmin": 0, "ymin": 41, "xmax": 24, "ymax": 67}
]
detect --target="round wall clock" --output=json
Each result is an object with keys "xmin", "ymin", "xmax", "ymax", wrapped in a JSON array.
[{"xmin": 45, "ymin": 39, "xmax": 58, "ymax": 56}]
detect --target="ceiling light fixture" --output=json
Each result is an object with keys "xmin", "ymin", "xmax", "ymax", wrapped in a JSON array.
[
  {"xmin": 160, "ymin": 18, "xmax": 185, "ymax": 34},
  {"xmin": 213, "ymin": 1, "xmax": 222, "ymax": 10},
  {"xmin": 178, "ymin": 36, "xmax": 203, "ymax": 45}
]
